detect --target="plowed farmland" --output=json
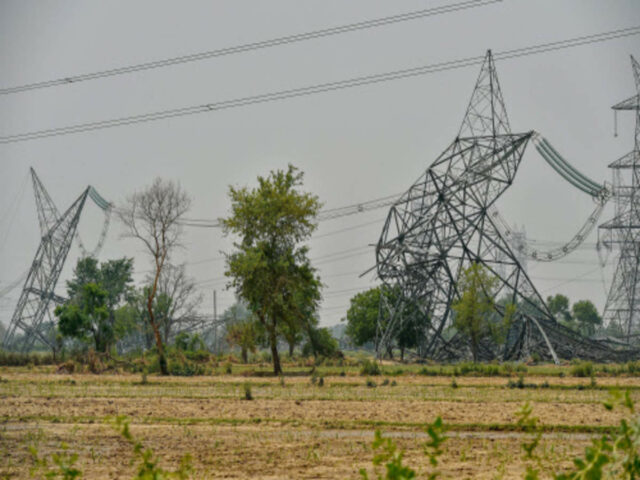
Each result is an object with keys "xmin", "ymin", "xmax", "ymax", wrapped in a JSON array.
[{"xmin": 1, "ymin": 364, "xmax": 637, "ymax": 479}]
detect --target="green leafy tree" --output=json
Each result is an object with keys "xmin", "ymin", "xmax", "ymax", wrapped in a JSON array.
[
  {"xmin": 226, "ymin": 318, "xmax": 261, "ymax": 363},
  {"xmin": 572, "ymin": 300, "xmax": 602, "ymax": 337},
  {"xmin": 222, "ymin": 165, "xmax": 322, "ymax": 375},
  {"xmin": 280, "ymin": 275, "xmax": 322, "ymax": 357},
  {"xmin": 546, "ymin": 294, "xmax": 572, "ymax": 325},
  {"xmin": 452, "ymin": 263, "xmax": 512, "ymax": 363},
  {"xmin": 55, "ymin": 283, "xmax": 111, "ymax": 352},
  {"xmin": 302, "ymin": 326, "xmax": 340, "ymax": 358},
  {"xmin": 344, "ymin": 286, "xmax": 424, "ymax": 360},
  {"xmin": 62, "ymin": 256, "xmax": 135, "ymax": 351},
  {"xmin": 344, "ymin": 288, "xmax": 381, "ymax": 349}
]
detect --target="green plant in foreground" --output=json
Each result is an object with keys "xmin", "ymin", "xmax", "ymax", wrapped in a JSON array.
[
  {"xmin": 29, "ymin": 442, "xmax": 81, "ymax": 479},
  {"xmin": 360, "ymin": 430, "xmax": 416, "ymax": 480},
  {"xmin": 115, "ymin": 416, "xmax": 192, "ymax": 479},
  {"xmin": 522, "ymin": 390, "xmax": 640, "ymax": 480},
  {"xmin": 359, "ymin": 417, "xmax": 446, "ymax": 480}
]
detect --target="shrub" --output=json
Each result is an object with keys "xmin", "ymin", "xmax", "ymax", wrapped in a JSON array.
[
  {"xmin": 0, "ymin": 351, "xmax": 55, "ymax": 367},
  {"xmin": 169, "ymin": 358, "xmax": 206, "ymax": 376},
  {"xmin": 506, "ymin": 374, "xmax": 533, "ymax": 389},
  {"xmin": 366, "ymin": 379, "xmax": 377, "ymax": 388},
  {"xmin": 360, "ymin": 359, "xmax": 381, "ymax": 376},
  {"xmin": 571, "ymin": 361, "xmax": 594, "ymax": 378},
  {"xmin": 628, "ymin": 361, "xmax": 640, "ymax": 375},
  {"xmin": 57, "ymin": 361, "xmax": 75, "ymax": 374},
  {"xmin": 243, "ymin": 383, "xmax": 253, "ymax": 400},
  {"xmin": 451, "ymin": 377, "xmax": 458, "ymax": 389}
]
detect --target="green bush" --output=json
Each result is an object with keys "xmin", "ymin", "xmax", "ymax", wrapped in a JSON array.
[
  {"xmin": 168, "ymin": 358, "xmax": 206, "ymax": 376},
  {"xmin": 243, "ymin": 383, "xmax": 253, "ymax": 401},
  {"xmin": 571, "ymin": 361, "xmax": 594, "ymax": 378},
  {"xmin": 627, "ymin": 361, "xmax": 640, "ymax": 375},
  {"xmin": 360, "ymin": 359, "xmax": 381, "ymax": 376},
  {"xmin": 0, "ymin": 351, "xmax": 55, "ymax": 366}
]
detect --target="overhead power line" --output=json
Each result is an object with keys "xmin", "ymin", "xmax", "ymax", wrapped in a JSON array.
[
  {"xmin": 180, "ymin": 192, "xmax": 399, "ymax": 228},
  {"xmin": 0, "ymin": 0, "xmax": 499, "ymax": 96},
  {"xmin": 1, "ymin": 25, "xmax": 638, "ymax": 145}
]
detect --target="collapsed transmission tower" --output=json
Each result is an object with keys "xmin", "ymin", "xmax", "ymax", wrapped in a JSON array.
[
  {"xmin": 600, "ymin": 55, "xmax": 640, "ymax": 343},
  {"xmin": 2, "ymin": 168, "xmax": 111, "ymax": 351},
  {"xmin": 375, "ymin": 50, "xmax": 638, "ymax": 363}
]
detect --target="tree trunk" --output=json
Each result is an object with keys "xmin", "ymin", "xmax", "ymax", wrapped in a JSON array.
[
  {"xmin": 241, "ymin": 347, "xmax": 248, "ymax": 364},
  {"xmin": 400, "ymin": 346, "xmax": 405, "ymax": 362},
  {"xmin": 150, "ymin": 319, "xmax": 168, "ymax": 375},
  {"xmin": 386, "ymin": 345, "xmax": 394, "ymax": 359},
  {"xmin": 148, "ymin": 255, "xmax": 168, "ymax": 375},
  {"xmin": 471, "ymin": 336, "xmax": 478, "ymax": 363},
  {"xmin": 288, "ymin": 341, "xmax": 295, "ymax": 358},
  {"xmin": 268, "ymin": 327, "xmax": 282, "ymax": 376}
]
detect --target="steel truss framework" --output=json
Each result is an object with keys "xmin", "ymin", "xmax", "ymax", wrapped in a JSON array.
[
  {"xmin": 2, "ymin": 169, "xmax": 89, "ymax": 351},
  {"xmin": 600, "ymin": 55, "xmax": 640, "ymax": 343},
  {"xmin": 375, "ymin": 51, "xmax": 638, "ymax": 363}
]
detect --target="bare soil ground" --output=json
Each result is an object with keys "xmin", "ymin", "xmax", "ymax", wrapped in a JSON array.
[{"xmin": 0, "ymin": 368, "xmax": 635, "ymax": 479}]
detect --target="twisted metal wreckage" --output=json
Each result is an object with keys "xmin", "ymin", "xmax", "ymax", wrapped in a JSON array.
[
  {"xmin": 2, "ymin": 51, "xmax": 638, "ymax": 363},
  {"xmin": 1, "ymin": 169, "xmax": 112, "ymax": 351},
  {"xmin": 375, "ymin": 50, "xmax": 640, "ymax": 363}
]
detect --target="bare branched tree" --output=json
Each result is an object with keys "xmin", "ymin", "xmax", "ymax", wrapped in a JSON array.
[
  {"xmin": 118, "ymin": 178, "xmax": 191, "ymax": 375},
  {"xmin": 152, "ymin": 263, "xmax": 203, "ymax": 344}
]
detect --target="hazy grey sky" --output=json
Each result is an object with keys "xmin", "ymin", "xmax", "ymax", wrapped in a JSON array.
[{"xmin": 1, "ymin": 0, "xmax": 639, "ymax": 327}]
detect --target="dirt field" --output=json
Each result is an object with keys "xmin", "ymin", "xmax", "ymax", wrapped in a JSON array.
[{"xmin": 0, "ymin": 366, "xmax": 636, "ymax": 479}]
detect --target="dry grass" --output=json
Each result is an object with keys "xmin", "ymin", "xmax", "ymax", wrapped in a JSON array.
[{"xmin": 0, "ymin": 367, "xmax": 635, "ymax": 478}]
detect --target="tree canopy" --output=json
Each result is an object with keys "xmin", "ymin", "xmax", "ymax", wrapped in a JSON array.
[
  {"xmin": 56, "ymin": 257, "xmax": 134, "ymax": 352},
  {"xmin": 56, "ymin": 283, "xmax": 111, "ymax": 352},
  {"xmin": 344, "ymin": 286, "xmax": 423, "ymax": 360},
  {"xmin": 547, "ymin": 294, "xmax": 571, "ymax": 324},
  {"xmin": 572, "ymin": 300, "xmax": 602, "ymax": 337},
  {"xmin": 222, "ymin": 165, "xmax": 322, "ymax": 375},
  {"xmin": 452, "ymin": 263, "xmax": 514, "ymax": 362}
]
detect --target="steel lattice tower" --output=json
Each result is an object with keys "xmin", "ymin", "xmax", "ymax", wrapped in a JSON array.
[
  {"xmin": 2, "ymin": 169, "xmax": 89, "ymax": 351},
  {"xmin": 600, "ymin": 55, "xmax": 640, "ymax": 343},
  {"xmin": 375, "ymin": 51, "xmax": 635, "ymax": 363}
]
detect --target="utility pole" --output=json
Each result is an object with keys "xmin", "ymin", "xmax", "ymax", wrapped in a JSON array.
[{"xmin": 213, "ymin": 289, "xmax": 218, "ymax": 354}]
